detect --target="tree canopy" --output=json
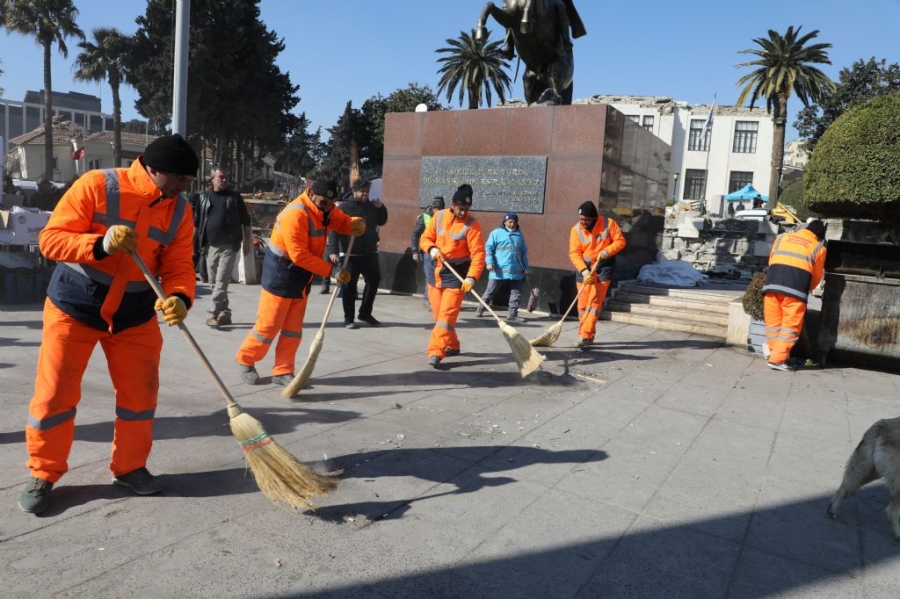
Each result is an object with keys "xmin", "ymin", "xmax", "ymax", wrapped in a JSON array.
[
  {"xmin": 436, "ymin": 29, "xmax": 511, "ymax": 110},
  {"xmin": 734, "ymin": 25, "xmax": 834, "ymax": 200},
  {"xmin": 803, "ymin": 92, "xmax": 900, "ymax": 224},
  {"xmin": 128, "ymin": 0, "xmax": 299, "ymax": 187},
  {"xmin": 795, "ymin": 57, "xmax": 900, "ymax": 154},
  {"xmin": 74, "ymin": 27, "xmax": 130, "ymax": 166},
  {"xmin": 2, "ymin": 0, "xmax": 84, "ymax": 179}
]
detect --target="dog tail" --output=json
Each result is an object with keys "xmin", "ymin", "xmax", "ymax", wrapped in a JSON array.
[{"xmin": 827, "ymin": 422, "xmax": 881, "ymax": 518}]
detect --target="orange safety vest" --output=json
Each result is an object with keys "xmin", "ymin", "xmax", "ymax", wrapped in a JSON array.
[
  {"xmin": 568, "ymin": 216, "xmax": 626, "ymax": 282},
  {"xmin": 763, "ymin": 228, "xmax": 826, "ymax": 301},
  {"xmin": 419, "ymin": 208, "xmax": 485, "ymax": 284},
  {"xmin": 40, "ymin": 160, "xmax": 196, "ymax": 332},
  {"xmin": 263, "ymin": 190, "xmax": 356, "ymax": 298}
]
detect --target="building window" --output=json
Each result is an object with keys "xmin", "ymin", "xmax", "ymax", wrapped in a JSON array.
[
  {"xmin": 684, "ymin": 169, "xmax": 707, "ymax": 200},
  {"xmin": 89, "ymin": 158, "xmax": 101, "ymax": 170},
  {"xmin": 642, "ymin": 115, "xmax": 654, "ymax": 132},
  {"xmin": 688, "ymin": 119, "xmax": 709, "ymax": 152},
  {"xmin": 733, "ymin": 121, "xmax": 758, "ymax": 154},
  {"xmin": 626, "ymin": 115, "xmax": 639, "ymax": 123},
  {"xmin": 728, "ymin": 171, "xmax": 754, "ymax": 192}
]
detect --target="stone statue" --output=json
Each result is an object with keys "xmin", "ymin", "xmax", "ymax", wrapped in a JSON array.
[{"xmin": 475, "ymin": 0, "xmax": 586, "ymax": 106}]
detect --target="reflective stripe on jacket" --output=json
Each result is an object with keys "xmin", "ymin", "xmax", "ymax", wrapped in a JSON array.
[
  {"xmin": 40, "ymin": 160, "xmax": 196, "ymax": 333},
  {"xmin": 419, "ymin": 208, "xmax": 485, "ymax": 288},
  {"xmin": 262, "ymin": 190, "xmax": 356, "ymax": 298},
  {"xmin": 568, "ymin": 216, "xmax": 626, "ymax": 283},
  {"xmin": 763, "ymin": 228, "xmax": 826, "ymax": 301}
]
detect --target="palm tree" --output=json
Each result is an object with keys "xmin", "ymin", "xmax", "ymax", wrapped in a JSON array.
[
  {"xmin": 436, "ymin": 29, "xmax": 511, "ymax": 110},
  {"xmin": 74, "ymin": 27, "xmax": 130, "ymax": 167},
  {"xmin": 2, "ymin": 0, "xmax": 84, "ymax": 180},
  {"xmin": 735, "ymin": 25, "xmax": 835, "ymax": 201}
]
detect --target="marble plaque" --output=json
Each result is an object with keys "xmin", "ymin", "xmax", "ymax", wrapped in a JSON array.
[{"xmin": 419, "ymin": 156, "xmax": 547, "ymax": 214}]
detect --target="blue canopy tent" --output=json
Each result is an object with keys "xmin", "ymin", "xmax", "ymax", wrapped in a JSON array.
[{"xmin": 725, "ymin": 184, "xmax": 768, "ymax": 202}]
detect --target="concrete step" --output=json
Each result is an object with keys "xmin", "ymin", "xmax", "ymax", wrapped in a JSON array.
[
  {"xmin": 616, "ymin": 283, "xmax": 745, "ymax": 303},
  {"xmin": 601, "ymin": 310, "xmax": 728, "ymax": 338},
  {"xmin": 612, "ymin": 292, "xmax": 732, "ymax": 315},
  {"xmin": 605, "ymin": 300, "xmax": 730, "ymax": 326}
]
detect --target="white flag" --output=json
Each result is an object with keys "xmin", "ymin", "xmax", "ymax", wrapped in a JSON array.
[{"xmin": 700, "ymin": 98, "xmax": 716, "ymax": 141}]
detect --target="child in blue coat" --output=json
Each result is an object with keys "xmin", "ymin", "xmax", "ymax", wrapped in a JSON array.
[{"xmin": 477, "ymin": 212, "xmax": 529, "ymax": 322}]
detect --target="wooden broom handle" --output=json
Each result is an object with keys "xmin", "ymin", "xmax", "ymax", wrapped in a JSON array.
[
  {"xmin": 559, "ymin": 259, "xmax": 601, "ymax": 321},
  {"xmin": 441, "ymin": 259, "xmax": 505, "ymax": 324},
  {"xmin": 317, "ymin": 235, "xmax": 355, "ymax": 333},
  {"xmin": 132, "ymin": 252, "xmax": 238, "ymax": 408}
]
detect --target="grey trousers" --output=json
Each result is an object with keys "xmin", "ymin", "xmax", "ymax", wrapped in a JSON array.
[
  {"xmin": 481, "ymin": 278, "xmax": 524, "ymax": 315},
  {"xmin": 206, "ymin": 243, "xmax": 238, "ymax": 316}
]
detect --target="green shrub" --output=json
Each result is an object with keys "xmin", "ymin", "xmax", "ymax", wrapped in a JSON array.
[
  {"xmin": 742, "ymin": 272, "xmax": 766, "ymax": 321},
  {"xmin": 804, "ymin": 92, "xmax": 900, "ymax": 223}
]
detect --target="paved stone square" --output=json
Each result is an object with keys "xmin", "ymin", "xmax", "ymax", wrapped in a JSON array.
[{"xmin": 1, "ymin": 281, "xmax": 898, "ymax": 598}]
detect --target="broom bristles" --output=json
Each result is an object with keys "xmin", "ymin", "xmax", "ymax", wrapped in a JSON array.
[
  {"xmin": 228, "ymin": 405, "xmax": 340, "ymax": 510},
  {"xmin": 281, "ymin": 330, "xmax": 324, "ymax": 398},
  {"xmin": 530, "ymin": 321, "xmax": 562, "ymax": 347},
  {"xmin": 499, "ymin": 321, "xmax": 545, "ymax": 377}
]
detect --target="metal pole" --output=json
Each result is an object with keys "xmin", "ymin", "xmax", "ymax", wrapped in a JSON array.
[{"xmin": 172, "ymin": 0, "xmax": 191, "ymax": 136}]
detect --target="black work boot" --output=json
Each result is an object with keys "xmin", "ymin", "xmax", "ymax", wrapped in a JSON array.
[{"xmin": 18, "ymin": 477, "xmax": 54, "ymax": 513}]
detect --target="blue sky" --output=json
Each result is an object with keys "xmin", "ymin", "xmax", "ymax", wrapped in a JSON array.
[{"xmin": 1, "ymin": 0, "xmax": 898, "ymax": 141}]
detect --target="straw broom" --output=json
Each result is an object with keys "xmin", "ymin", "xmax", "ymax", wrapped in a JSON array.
[
  {"xmin": 442, "ymin": 260, "xmax": 544, "ymax": 377},
  {"xmin": 132, "ymin": 253, "xmax": 339, "ymax": 510},
  {"xmin": 282, "ymin": 236, "xmax": 356, "ymax": 399},
  {"xmin": 530, "ymin": 260, "xmax": 599, "ymax": 347}
]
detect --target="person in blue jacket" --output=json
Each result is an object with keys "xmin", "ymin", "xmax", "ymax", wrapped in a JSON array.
[{"xmin": 476, "ymin": 212, "xmax": 529, "ymax": 322}]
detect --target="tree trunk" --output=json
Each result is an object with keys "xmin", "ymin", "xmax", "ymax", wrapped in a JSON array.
[
  {"xmin": 43, "ymin": 42, "xmax": 54, "ymax": 180},
  {"xmin": 769, "ymin": 95, "xmax": 788, "ymax": 202},
  {"xmin": 468, "ymin": 85, "xmax": 480, "ymax": 110},
  {"xmin": 111, "ymin": 74, "xmax": 122, "ymax": 168}
]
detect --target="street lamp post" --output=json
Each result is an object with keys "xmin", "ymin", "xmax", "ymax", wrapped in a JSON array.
[{"xmin": 672, "ymin": 172, "xmax": 680, "ymax": 202}]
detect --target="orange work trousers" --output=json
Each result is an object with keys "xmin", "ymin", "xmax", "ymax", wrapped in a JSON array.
[
  {"xmin": 577, "ymin": 280, "xmax": 611, "ymax": 342},
  {"xmin": 26, "ymin": 300, "xmax": 162, "ymax": 483},
  {"xmin": 427, "ymin": 284, "xmax": 464, "ymax": 358},
  {"xmin": 764, "ymin": 292, "xmax": 806, "ymax": 364},
  {"xmin": 235, "ymin": 288, "xmax": 306, "ymax": 376}
]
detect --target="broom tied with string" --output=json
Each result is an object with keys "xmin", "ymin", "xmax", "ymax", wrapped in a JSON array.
[
  {"xmin": 530, "ymin": 258, "xmax": 600, "ymax": 347},
  {"xmin": 441, "ymin": 259, "xmax": 545, "ymax": 377},
  {"xmin": 282, "ymin": 236, "xmax": 356, "ymax": 398},
  {"xmin": 132, "ymin": 252, "xmax": 339, "ymax": 510}
]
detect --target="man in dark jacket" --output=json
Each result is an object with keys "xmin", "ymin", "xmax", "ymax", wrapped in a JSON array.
[
  {"xmin": 193, "ymin": 167, "xmax": 251, "ymax": 327},
  {"xmin": 327, "ymin": 178, "xmax": 388, "ymax": 328}
]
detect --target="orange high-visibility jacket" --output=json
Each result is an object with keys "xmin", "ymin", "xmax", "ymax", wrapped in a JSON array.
[
  {"xmin": 262, "ymin": 190, "xmax": 359, "ymax": 298},
  {"xmin": 419, "ymin": 208, "xmax": 485, "ymax": 287},
  {"xmin": 763, "ymin": 228, "xmax": 827, "ymax": 301},
  {"xmin": 39, "ymin": 160, "xmax": 196, "ymax": 332},
  {"xmin": 569, "ymin": 216, "xmax": 626, "ymax": 282}
]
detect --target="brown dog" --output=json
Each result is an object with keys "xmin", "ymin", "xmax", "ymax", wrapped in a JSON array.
[{"xmin": 827, "ymin": 417, "xmax": 900, "ymax": 539}]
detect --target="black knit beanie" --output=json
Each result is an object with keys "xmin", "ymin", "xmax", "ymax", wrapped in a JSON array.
[
  {"xmin": 451, "ymin": 184, "xmax": 473, "ymax": 205},
  {"xmin": 144, "ymin": 134, "xmax": 199, "ymax": 176},
  {"xmin": 578, "ymin": 201, "xmax": 598, "ymax": 218}
]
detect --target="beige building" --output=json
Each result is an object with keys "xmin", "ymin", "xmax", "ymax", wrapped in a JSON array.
[{"xmin": 5, "ymin": 117, "xmax": 154, "ymax": 183}]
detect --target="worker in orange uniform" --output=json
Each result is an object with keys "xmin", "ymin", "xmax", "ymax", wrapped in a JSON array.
[
  {"xmin": 568, "ymin": 201, "xmax": 626, "ymax": 348},
  {"xmin": 19, "ymin": 134, "xmax": 200, "ymax": 514},
  {"xmin": 419, "ymin": 184, "xmax": 485, "ymax": 368},
  {"xmin": 235, "ymin": 179, "xmax": 364, "ymax": 386},
  {"xmin": 762, "ymin": 219, "xmax": 827, "ymax": 372}
]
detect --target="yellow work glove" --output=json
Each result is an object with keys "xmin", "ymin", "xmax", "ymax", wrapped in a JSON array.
[
  {"xmin": 429, "ymin": 247, "xmax": 442, "ymax": 262},
  {"xmin": 102, "ymin": 225, "xmax": 137, "ymax": 255},
  {"xmin": 349, "ymin": 220, "xmax": 366, "ymax": 237},
  {"xmin": 599, "ymin": 249, "xmax": 610, "ymax": 261},
  {"xmin": 461, "ymin": 277, "xmax": 475, "ymax": 293},
  {"xmin": 336, "ymin": 269, "xmax": 351, "ymax": 285},
  {"xmin": 154, "ymin": 297, "xmax": 187, "ymax": 326},
  {"xmin": 581, "ymin": 269, "xmax": 595, "ymax": 285}
]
